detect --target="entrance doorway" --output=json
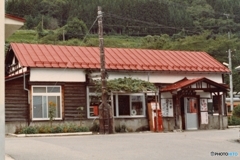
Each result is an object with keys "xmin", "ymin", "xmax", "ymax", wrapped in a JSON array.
[{"xmin": 184, "ymin": 97, "xmax": 198, "ymax": 130}]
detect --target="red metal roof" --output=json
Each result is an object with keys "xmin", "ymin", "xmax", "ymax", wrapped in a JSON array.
[
  {"xmin": 5, "ymin": 14, "xmax": 25, "ymax": 22},
  {"xmin": 161, "ymin": 77, "xmax": 228, "ymax": 92},
  {"xmin": 9, "ymin": 43, "xmax": 229, "ymax": 73}
]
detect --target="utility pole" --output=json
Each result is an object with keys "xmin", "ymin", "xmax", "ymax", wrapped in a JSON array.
[
  {"xmin": 98, "ymin": 6, "xmax": 114, "ymax": 134},
  {"xmin": 42, "ymin": 15, "xmax": 44, "ymax": 30},
  {"xmin": 62, "ymin": 29, "xmax": 65, "ymax": 41},
  {"xmin": 224, "ymin": 13, "xmax": 234, "ymax": 112}
]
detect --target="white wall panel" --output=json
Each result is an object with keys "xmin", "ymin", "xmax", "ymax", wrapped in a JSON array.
[
  {"xmin": 108, "ymin": 72, "xmax": 223, "ymax": 83},
  {"xmin": 30, "ymin": 68, "xmax": 86, "ymax": 82}
]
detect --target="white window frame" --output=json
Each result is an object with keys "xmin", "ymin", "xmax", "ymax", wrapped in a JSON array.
[
  {"xmin": 115, "ymin": 93, "xmax": 146, "ymax": 118},
  {"xmin": 32, "ymin": 85, "xmax": 62, "ymax": 121},
  {"xmin": 87, "ymin": 86, "xmax": 146, "ymax": 118},
  {"xmin": 87, "ymin": 86, "xmax": 101, "ymax": 118}
]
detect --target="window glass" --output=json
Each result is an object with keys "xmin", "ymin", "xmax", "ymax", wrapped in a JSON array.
[
  {"xmin": 48, "ymin": 96, "xmax": 57, "ymax": 117},
  {"xmin": 33, "ymin": 96, "xmax": 44, "ymax": 118},
  {"xmin": 131, "ymin": 95, "xmax": 143, "ymax": 115},
  {"xmin": 187, "ymin": 98, "xmax": 197, "ymax": 113},
  {"xmin": 47, "ymin": 87, "xmax": 60, "ymax": 93},
  {"xmin": 118, "ymin": 95, "xmax": 130, "ymax": 116},
  {"xmin": 208, "ymin": 102, "xmax": 213, "ymax": 114},
  {"xmin": 32, "ymin": 86, "xmax": 61, "ymax": 120},
  {"xmin": 89, "ymin": 95, "xmax": 100, "ymax": 116},
  {"xmin": 33, "ymin": 87, "xmax": 46, "ymax": 93},
  {"xmin": 43, "ymin": 96, "xmax": 47, "ymax": 118},
  {"xmin": 57, "ymin": 96, "xmax": 61, "ymax": 117},
  {"xmin": 87, "ymin": 86, "xmax": 145, "ymax": 118},
  {"xmin": 212, "ymin": 95, "xmax": 219, "ymax": 113}
]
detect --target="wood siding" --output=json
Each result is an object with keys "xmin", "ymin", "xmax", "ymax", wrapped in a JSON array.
[
  {"xmin": 29, "ymin": 81, "xmax": 87, "ymax": 121},
  {"xmin": 5, "ymin": 76, "xmax": 29, "ymax": 122},
  {"xmin": 64, "ymin": 83, "xmax": 87, "ymax": 120}
]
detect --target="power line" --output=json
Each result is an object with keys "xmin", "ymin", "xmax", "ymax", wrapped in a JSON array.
[{"xmin": 104, "ymin": 12, "xmax": 200, "ymax": 34}]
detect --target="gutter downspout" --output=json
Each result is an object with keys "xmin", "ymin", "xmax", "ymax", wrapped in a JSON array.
[{"xmin": 23, "ymin": 72, "xmax": 30, "ymax": 126}]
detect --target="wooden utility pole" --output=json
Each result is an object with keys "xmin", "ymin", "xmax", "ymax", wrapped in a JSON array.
[
  {"xmin": 224, "ymin": 14, "xmax": 233, "ymax": 113},
  {"xmin": 98, "ymin": 6, "xmax": 114, "ymax": 134}
]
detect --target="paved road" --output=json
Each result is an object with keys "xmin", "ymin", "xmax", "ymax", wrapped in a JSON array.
[{"xmin": 5, "ymin": 128, "xmax": 240, "ymax": 160}]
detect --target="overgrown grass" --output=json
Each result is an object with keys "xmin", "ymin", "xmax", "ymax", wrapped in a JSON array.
[
  {"xmin": 6, "ymin": 30, "xmax": 38, "ymax": 43},
  {"xmin": 6, "ymin": 29, "xmax": 143, "ymax": 48},
  {"xmin": 15, "ymin": 123, "xmax": 89, "ymax": 134}
]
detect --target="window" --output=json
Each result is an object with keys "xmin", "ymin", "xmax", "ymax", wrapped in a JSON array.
[
  {"xmin": 116, "ymin": 94, "xmax": 145, "ymax": 116},
  {"xmin": 187, "ymin": 98, "xmax": 197, "ymax": 113},
  {"xmin": 32, "ymin": 86, "xmax": 62, "ymax": 120},
  {"xmin": 87, "ymin": 87, "xmax": 146, "ymax": 118}
]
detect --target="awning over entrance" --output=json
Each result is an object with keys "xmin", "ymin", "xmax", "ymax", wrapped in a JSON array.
[{"xmin": 160, "ymin": 77, "xmax": 228, "ymax": 93}]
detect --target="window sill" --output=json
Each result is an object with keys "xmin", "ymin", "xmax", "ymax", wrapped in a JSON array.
[
  {"xmin": 32, "ymin": 118, "xmax": 63, "ymax": 121},
  {"xmin": 87, "ymin": 116, "xmax": 146, "ymax": 119}
]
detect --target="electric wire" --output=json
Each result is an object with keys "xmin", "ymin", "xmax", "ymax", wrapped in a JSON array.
[{"xmin": 50, "ymin": 16, "xmax": 99, "ymax": 90}]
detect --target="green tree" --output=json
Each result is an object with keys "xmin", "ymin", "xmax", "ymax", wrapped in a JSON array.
[{"xmin": 65, "ymin": 18, "xmax": 88, "ymax": 40}]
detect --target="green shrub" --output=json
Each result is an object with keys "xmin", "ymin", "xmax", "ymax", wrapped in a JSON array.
[
  {"xmin": 51, "ymin": 126, "xmax": 63, "ymax": 133},
  {"xmin": 20, "ymin": 126, "xmax": 38, "ymax": 134},
  {"xmin": 14, "ymin": 124, "xmax": 89, "ymax": 134},
  {"xmin": 37, "ymin": 125, "xmax": 51, "ymax": 133},
  {"xmin": 15, "ymin": 125, "xmax": 24, "ymax": 134},
  {"xmin": 228, "ymin": 116, "xmax": 240, "ymax": 125},
  {"xmin": 233, "ymin": 105, "xmax": 240, "ymax": 118},
  {"xmin": 90, "ymin": 122, "xmax": 100, "ymax": 132},
  {"xmin": 115, "ymin": 124, "xmax": 128, "ymax": 133}
]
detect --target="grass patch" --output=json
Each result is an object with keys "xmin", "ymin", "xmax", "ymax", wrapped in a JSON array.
[{"xmin": 6, "ymin": 30, "xmax": 143, "ymax": 48}]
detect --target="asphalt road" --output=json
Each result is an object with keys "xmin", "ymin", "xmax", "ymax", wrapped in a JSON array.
[{"xmin": 5, "ymin": 128, "xmax": 240, "ymax": 160}]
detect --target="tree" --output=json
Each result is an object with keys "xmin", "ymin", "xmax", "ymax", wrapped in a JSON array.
[{"xmin": 65, "ymin": 18, "xmax": 88, "ymax": 40}]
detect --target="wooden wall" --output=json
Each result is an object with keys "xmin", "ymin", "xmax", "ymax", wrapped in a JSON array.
[
  {"xmin": 64, "ymin": 82, "xmax": 87, "ymax": 120},
  {"xmin": 6, "ymin": 75, "xmax": 87, "ymax": 122},
  {"xmin": 5, "ymin": 76, "xmax": 29, "ymax": 122}
]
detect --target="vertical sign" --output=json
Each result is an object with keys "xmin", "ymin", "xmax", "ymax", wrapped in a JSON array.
[
  {"xmin": 161, "ymin": 98, "xmax": 173, "ymax": 117},
  {"xmin": 200, "ymin": 99, "xmax": 208, "ymax": 124}
]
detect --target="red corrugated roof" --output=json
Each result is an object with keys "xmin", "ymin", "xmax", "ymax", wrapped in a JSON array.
[
  {"xmin": 5, "ymin": 14, "xmax": 25, "ymax": 22},
  {"xmin": 161, "ymin": 77, "xmax": 228, "ymax": 92},
  {"xmin": 9, "ymin": 43, "xmax": 229, "ymax": 73}
]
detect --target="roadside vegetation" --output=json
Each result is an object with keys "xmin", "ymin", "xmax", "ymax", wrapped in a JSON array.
[
  {"xmin": 15, "ymin": 123, "xmax": 89, "ymax": 134},
  {"xmin": 228, "ymin": 105, "xmax": 240, "ymax": 125}
]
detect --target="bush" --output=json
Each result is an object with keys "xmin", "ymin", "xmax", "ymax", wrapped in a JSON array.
[
  {"xmin": 233, "ymin": 105, "xmax": 240, "ymax": 118},
  {"xmin": 37, "ymin": 125, "xmax": 51, "ymax": 133},
  {"xmin": 228, "ymin": 116, "xmax": 240, "ymax": 125},
  {"xmin": 51, "ymin": 126, "xmax": 63, "ymax": 133},
  {"xmin": 15, "ymin": 124, "xmax": 89, "ymax": 134},
  {"xmin": 90, "ymin": 122, "xmax": 100, "ymax": 132},
  {"xmin": 15, "ymin": 125, "xmax": 24, "ymax": 134},
  {"xmin": 21, "ymin": 126, "xmax": 38, "ymax": 134},
  {"xmin": 115, "ymin": 124, "xmax": 129, "ymax": 133}
]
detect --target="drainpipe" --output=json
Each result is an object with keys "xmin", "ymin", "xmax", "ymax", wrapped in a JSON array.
[
  {"xmin": 23, "ymin": 72, "xmax": 30, "ymax": 103},
  {"xmin": 23, "ymin": 72, "xmax": 30, "ymax": 125}
]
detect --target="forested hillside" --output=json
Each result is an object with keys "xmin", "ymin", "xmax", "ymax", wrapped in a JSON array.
[
  {"xmin": 5, "ymin": 0, "xmax": 240, "ymax": 92},
  {"xmin": 6, "ymin": 0, "xmax": 240, "ymax": 36}
]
